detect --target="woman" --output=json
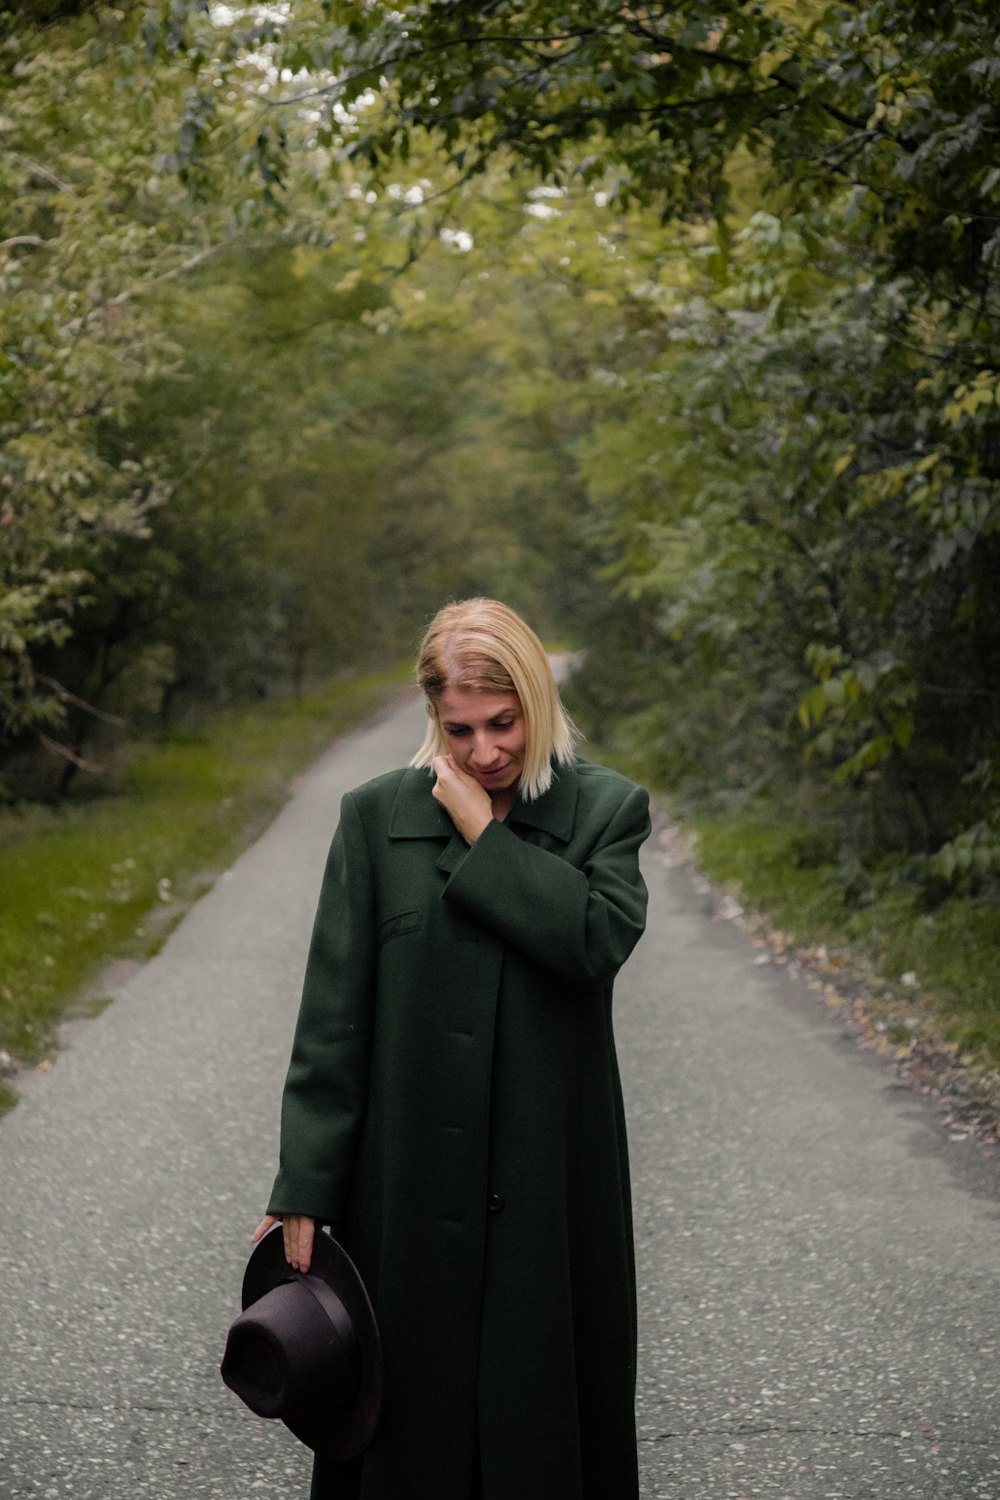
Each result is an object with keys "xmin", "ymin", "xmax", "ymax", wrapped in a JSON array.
[{"xmin": 253, "ymin": 598, "xmax": 651, "ymax": 1500}]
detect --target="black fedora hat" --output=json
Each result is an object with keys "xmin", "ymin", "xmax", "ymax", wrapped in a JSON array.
[{"xmin": 221, "ymin": 1225, "xmax": 382, "ymax": 1459}]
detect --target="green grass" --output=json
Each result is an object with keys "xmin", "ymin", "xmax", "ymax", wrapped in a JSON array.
[
  {"xmin": 690, "ymin": 804, "xmax": 1000, "ymax": 1065},
  {"xmin": 0, "ymin": 668, "xmax": 409, "ymax": 1085}
]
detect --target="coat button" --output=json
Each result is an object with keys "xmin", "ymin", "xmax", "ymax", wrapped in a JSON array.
[{"xmin": 488, "ymin": 1192, "xmax": 504, "ymax": 1214}]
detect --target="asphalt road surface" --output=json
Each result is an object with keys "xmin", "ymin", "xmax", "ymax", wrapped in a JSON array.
[{"xmin": 2, "ymin": 692, "xmax": 998, "ymax": 1499}]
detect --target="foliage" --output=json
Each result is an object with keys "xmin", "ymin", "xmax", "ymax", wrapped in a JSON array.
[
  {"xmin": 0, "ymin": 5, "xmax": 228, "ymax": 751},
  {"xmin": 579, "ymin": 196, "xmax": 999, "ymax": 852},
  {"xmin": 5, "ymin": 0, "xmax": 1000, "ymax": 897},
  {"xmin": 147, "ymin": 0, "xmax": 1000, "ymax": 879},
  {"xmin": 153, "ymin": 1, "xmax": 1000, "ymax": 266},
  {"xmin": 0, "ymin": 5, "xmax": 593, "ymax": 795}
]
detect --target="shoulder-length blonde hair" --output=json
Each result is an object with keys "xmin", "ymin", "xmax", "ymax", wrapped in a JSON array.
[{"xmin": 410, "ymin": 598, "xmax": 579, "ymax": 801}]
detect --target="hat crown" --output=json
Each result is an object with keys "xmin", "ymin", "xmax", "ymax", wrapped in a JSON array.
[{"xmin": 221, "ymin": 1275, "xmax": 362, "ymax": 1420}]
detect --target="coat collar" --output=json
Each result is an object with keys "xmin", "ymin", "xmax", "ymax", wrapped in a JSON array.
[{"xmin": 389, "ymin": 761, "xmax": 579, "ymax": 844}]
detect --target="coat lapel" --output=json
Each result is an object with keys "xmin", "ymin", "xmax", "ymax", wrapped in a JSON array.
[
  {"xmin": 507, "ymin": 761, "xmax": 578, "ymax": 843},
  {"xmin": 388, "ymin": 769, "xmax": 456, "ymax": 841},
  {"xmin": 388, "ymin": 762, "xmax": 580, "ymax": 869}
]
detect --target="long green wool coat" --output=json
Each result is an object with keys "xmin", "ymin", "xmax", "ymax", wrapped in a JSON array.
[{"xmin": 267, "ymin": 757, "xmax": 651, "ymax": 1500}]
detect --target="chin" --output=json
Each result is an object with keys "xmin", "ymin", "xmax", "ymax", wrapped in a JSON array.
[{"xmin": 478, "ymin": 771, "xmax": 516, "ymax": 789}]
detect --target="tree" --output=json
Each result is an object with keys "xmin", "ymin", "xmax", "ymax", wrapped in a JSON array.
[{"xmin": 0, "ymin": 4, "xmax": 237, "ymax": 756}]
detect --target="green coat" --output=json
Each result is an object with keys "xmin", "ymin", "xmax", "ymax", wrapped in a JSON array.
[{"xmin": 268, "ymin": 758, "xmax": 650, "ymax": 1500}]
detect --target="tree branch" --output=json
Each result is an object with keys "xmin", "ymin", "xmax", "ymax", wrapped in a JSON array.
[
  {"xmin": 38, "ymin": 733, "xmax": 103, "ymax": 774},
  {"xmin": 107, "ymin": 242, "xmax": 233, "ymax": 305},
  {"xmin": 0, "ymin": 235, "xmax": 53, "ymax": 251},
  {"xmin": 12, "ymin": 155, "xmax": 75, "ymax": 194},
  {"xmin": 36, "ymin": 676, "xmax": 124, "ymax": 725}
]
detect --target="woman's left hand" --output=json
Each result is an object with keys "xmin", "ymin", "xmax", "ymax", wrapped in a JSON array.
[{"xmin": 431, "ymin": 755, "xmax": 493, "ymax": 844}]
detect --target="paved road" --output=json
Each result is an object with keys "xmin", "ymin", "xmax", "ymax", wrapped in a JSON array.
[{"xmin": 1, "ymin": 694, "xmax": 998, "ymax": 1499}]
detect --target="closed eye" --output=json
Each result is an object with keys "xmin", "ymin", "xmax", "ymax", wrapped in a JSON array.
[{"xmin": 443, "ymin": 719, "xmax": 515, "ymax": 734}]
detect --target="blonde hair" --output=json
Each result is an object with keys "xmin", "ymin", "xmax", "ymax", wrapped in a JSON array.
[{"xmin": 410, "ymin": 598, "xmax": 579, "ymax": 800}]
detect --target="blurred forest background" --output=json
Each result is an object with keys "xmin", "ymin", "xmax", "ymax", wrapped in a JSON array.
[{"xmin": 2, "ymin": 1, "xmax": 999, "ymax": 1066}]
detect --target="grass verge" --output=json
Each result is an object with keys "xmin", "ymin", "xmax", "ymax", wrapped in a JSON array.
[
  {"xmin": 0, "ymin": 667, "xmax": 410, "ymax": 1104},
  {"xmin": 688, "ymin": 803, "xmax": 1000, "ymax": 1068}
]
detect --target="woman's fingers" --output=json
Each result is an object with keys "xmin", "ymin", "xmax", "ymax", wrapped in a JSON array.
[
  {"xmin": 433, "ymin": 754, "xmax": 477, "ymax": 790},
  {"xmin": 282, "ymin": 1214, "xmax": 315, "ymax": 1274},
  {"xmin": 431, "ymin": 756, "xmax": 492, "ymax": 843},
  {"xmin": 282, "ymin": 1215, "xmax": 298, "ymax": 1266},
  {"xmin": 297, "ymin": 1218, "xmax": 316, "ymax": 1273},
  {"xmin": 251, "ymin": 1213, "xmax": 281, "ymax": 1243},
  {"xmin": 249, "ymin": 1213, "xmax": 316, "ymax": 1273}
]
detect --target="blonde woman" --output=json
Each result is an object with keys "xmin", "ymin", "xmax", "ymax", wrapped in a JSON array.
[{"xmin": 253, "ymin": 599, "xmax": 651, "ymax": 1500}]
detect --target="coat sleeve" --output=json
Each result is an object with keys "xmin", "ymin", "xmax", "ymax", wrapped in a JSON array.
[
  {"xmin": 441, "ymin": 781, "xmax": 650, "ymax": 988},
  {"xmin": 267, "ymin": 791, "xmax": 375, "ymax": 1224}
]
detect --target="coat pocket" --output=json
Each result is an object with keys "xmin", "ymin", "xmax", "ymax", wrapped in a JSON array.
[{"xmin": 378, "ymin": 908, "xmax": 422, "ymax": 946}]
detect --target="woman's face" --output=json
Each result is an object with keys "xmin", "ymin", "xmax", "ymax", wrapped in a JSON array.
[{"xmin": 436, "ymin": 687, "xmax": 527, "ymax": 795}]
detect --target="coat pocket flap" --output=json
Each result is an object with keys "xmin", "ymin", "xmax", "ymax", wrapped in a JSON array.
[{"xmin": 378, "ymin": 908, "xmax": 422, "ymax": 945}]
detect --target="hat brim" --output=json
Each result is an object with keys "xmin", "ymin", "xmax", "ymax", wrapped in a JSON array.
[{"xmin": 241, "ymin": 1225, "xmax": 382, "ymax": 1460}]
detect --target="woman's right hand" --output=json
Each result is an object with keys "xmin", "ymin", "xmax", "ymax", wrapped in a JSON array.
[{"xmin": 251, "ymin": 1212, "xmax": 316, "ymax": 1274}]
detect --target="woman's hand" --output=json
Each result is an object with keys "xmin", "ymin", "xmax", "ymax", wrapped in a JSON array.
[
  {"xmin": 251, "ymin": 1213, "xmax": 316, "ymax": 1274},
  {"xmin": 431, "ymin": 755, "xmax": 493, "ymax": 844}
]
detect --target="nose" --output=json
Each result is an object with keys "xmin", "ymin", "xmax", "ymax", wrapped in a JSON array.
[{"xmin": 470, "ymin": 731, "xmax": 502, "ymax": 769}]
